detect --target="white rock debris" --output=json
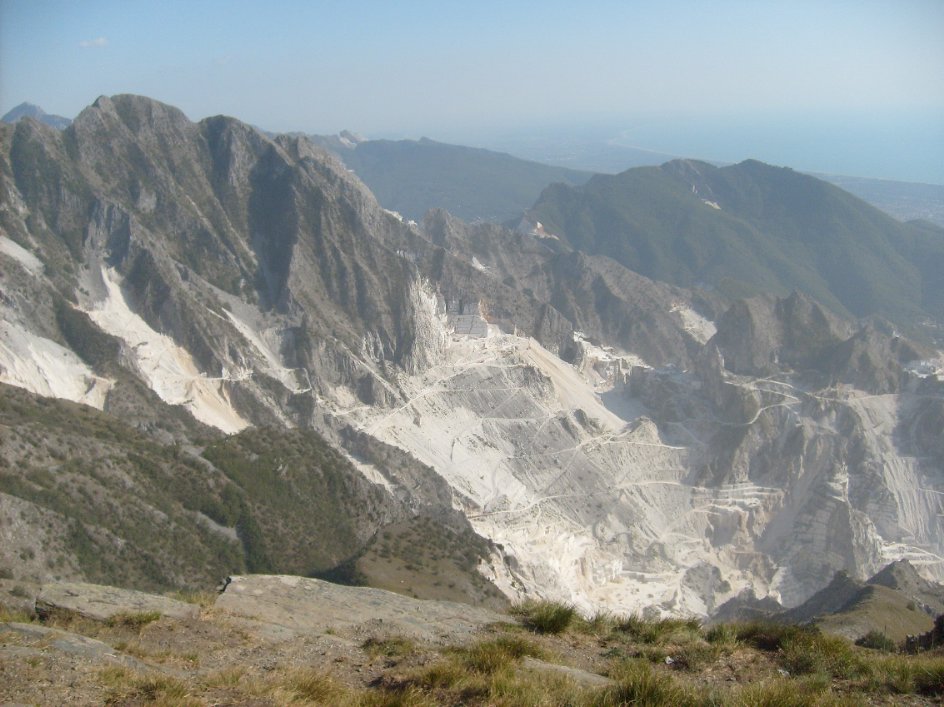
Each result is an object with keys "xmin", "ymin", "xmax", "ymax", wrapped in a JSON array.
[
  {"xmin": 85, "ymin": 267, "xmax": 248, "ymax": 433},
  {"xmin": 322, "ymin": 309, "xmax": 944, "ymax": 617},
  {"xmin": 223, "ymin": 308, "xmax": 312, "ymax": 394},
  {"xmin": 0, "ymin": 319, "xmax": 112, "ymax": 409},
  {"xmin": 0, "ymin": 236, "xmax": 43, "ymax": 275}
]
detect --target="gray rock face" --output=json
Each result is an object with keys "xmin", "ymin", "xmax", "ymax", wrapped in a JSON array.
[
  {"xmin": 710, "ymin": 292, "xmax": 853, "ymax": 377},
  {"xmin": 36, "ymin": 581, "xmax": 199, "ymax": 621},
  {"xmin": 215, "ymin": 575, "xmax": 503, "ymax": 642},
  {"xmin": 419, "ymin": 209, "xmax": 723, "ymax": 367}
]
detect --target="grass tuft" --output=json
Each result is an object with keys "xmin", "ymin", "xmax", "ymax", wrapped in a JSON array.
[
  {"xmin": 780, "ymin": 631, "xmax": 866, "ymax": 680},
  {"xmin": 703, "ymin": 622, "xmax": 739, "ymax": 648},
  {"xmin": 168, "ymin": 588, "xmax": 217, "ymax": 609},
  {"xmin": 362, "ymin": 635, "xmax": 417, "ymax": 659},
  {"xmin": 105, "ymin": 611, "xmax": 162, "ymax": 630},
  {"xmin": 454, "ymin": 635, "xmax": 545, "ymax": 674},
  {"xmin": 598, "ymin": 658, "xmax": 695, "ymax": 706},
  {"xmin": 575, "ymin": 609, "xmax": 618, "ymax": 636},
  {"xmin": 0, "ymin": 606, "xmax": 37, "ymax": 624},
  {"xmin": 513, "ymin": 599, "xmax": 578, "ymax": 634},
  {"xmin": 98, "ymin": 665, "xmax": 197, "ymax": 705},
  {"xmin": 615, "ymin": 614, "xmax": 701, "ymax": 645},
  {"xmin": 286, "ymin": 667, "xmax": 347, "ymax": 702},
  {"xmin": 914, "ymin": 659, "xmax": 944, "ymax": 695},
  {"xmin": 729, "ymin": 676, "xmax": 832, "ymax": 707}
]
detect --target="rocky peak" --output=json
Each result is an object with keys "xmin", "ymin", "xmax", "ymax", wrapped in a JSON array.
[
  {"xmin": 711, "ymin": 291, "xmax": 858, "ymax": 377},
  {"xmin": 869, "ymin": 559, "xmax": 926, "ymax": 591},
  {"xmin": 1, "ymin": 102, "xmax": 72, "ymax": 129},
  {"xmin": 74, "ymin": 95, "xmax": 196, "ymax": 155},
  {"xmin": 422, "ymin": 207, "xmax": 466, "ymax": 247},
  {"xmin": 868, "ymin": 559, "xmax": 944, "ymax": 616},
  {"xmin": 826, "ymin": 320, "xmax": 931, "ymax": 394},
  {"xmin": 781, "ymin": 570, "xmax": 865, "ymax": 623}
]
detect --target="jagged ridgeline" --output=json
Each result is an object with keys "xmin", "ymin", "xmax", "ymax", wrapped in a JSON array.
[{"xmin": 1, "ymin": 94, "xmax": 943, "ymax": 618}]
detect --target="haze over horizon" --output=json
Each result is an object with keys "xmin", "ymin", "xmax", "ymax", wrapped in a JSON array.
[{"xmin": 2, "ymin": 0, "xmax": 943, "ymax": 183}]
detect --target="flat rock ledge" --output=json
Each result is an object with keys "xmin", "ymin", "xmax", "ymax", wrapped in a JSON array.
[
  {"xmin": 215, "ymin": 574, "xmax": 506, "ymax": 642},
  {"xmin": 521, "ymin": 657, "xmax": 616, "ymax": 688},
  {"xmin": 36, "ymin": 581, "xmax": 199, "ymax": 622},
  {"xmin": 0, "ymin": 621, "xmax": 150, "ymax": 669}
]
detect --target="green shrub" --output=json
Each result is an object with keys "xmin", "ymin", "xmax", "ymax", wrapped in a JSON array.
[
  {"xmin": 855, "ymin": 630, "xmax": 897, "ymax": 652},
  {"xmin": 733, "ymin": 620, "xmax": 809, "ymax": 652}
]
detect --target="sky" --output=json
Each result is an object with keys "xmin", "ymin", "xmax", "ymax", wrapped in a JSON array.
[{"xmin": 2, "ymin": 0, "xmax": 943, "ymax": 183}]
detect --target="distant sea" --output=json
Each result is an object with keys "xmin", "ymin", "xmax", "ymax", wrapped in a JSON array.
[
  {"xmin": 607, "ymin": 112, "xmax": 944, "ymax": 185},
  {"xmin": 453, "ymin": 111, "xmax": 944, "ymax": 186}
]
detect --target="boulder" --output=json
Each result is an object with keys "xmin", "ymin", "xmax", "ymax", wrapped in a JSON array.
[
  {"xmin": 36, "ymin": 581, "xmax": 199, "ymax": 622},
  {"xmin": 215, "ymin": 574, "xmax": 504, "ymax": 642}
]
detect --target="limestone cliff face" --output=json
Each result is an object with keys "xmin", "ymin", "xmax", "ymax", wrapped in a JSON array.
[
  {"xmin": 3, "ymin": 96, "xmax": 562, "ymax": 422},
  {"xmin": 1, "ymin": 95, "xmax": 942, "ymax": 616}
]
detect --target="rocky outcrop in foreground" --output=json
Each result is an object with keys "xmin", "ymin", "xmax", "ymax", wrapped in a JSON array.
[{"xmin": 3, "ymin": 574, "xmax": 944, "ymax": 705}]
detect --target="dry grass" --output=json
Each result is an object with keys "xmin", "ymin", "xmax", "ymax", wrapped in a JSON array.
[
  {"xmin": 0, "ymin": 605, "xmax": 35, "ymax": 623},
  {"xmin": 168, "ymin": 588, "xmax": 218, "ymax": 609},
  {"xmin": 105, "ymin": 610, "xmax": 162, "ymax": 630},
  {"xmin": 362, "ymin": 635, "xmax": 418, "ymax": 659},
  {"xmin": 98, "ymin": 665, "xmax": 200, "ymax": 706},
  {"xmin": 596, "ymin": 658, "xmax": 697, "ymax": 706},
  {"xmin": 8, "ymin": 597, "xmax": 944, "ymax": 706}
]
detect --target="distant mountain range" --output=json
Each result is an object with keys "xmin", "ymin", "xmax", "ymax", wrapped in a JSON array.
[
  {"xmin": 527, "ymin": 158, "xmax": 944, "ymax": 339},
  {"xmin": 5, "ymin": 101, "xmax": 943, "ymax": 226},
  {"xmin": 1, "ymin": 102, "xmax": 72, "ymax": 130},
  {"xmin": 307, "ymin": 134, "xmax": 592, "ymax": 223},
  {"xmin": 311, "ymin": 130, "xmax": 944, "ymax": 229}
]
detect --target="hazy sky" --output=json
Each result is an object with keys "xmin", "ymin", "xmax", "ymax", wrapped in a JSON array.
[{"xmin": 2, "ymin": 0, "xmax": 943, "ymax": 181}]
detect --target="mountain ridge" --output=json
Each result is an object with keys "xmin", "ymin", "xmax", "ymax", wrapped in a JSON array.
[
  {"xmin": 307, "ymin": 133, "xmax": 593, "ymax": 223},
  {"xmin": 1, "ymin": 94, "xmax": 942, "ymax": 620},
  {"xmin": 1, "ymin": 102, "xmax": 72, "ymax": 130},
  {"xmin": 528, "ymin": 158, "xmax": 944, "ymax": 339}
]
